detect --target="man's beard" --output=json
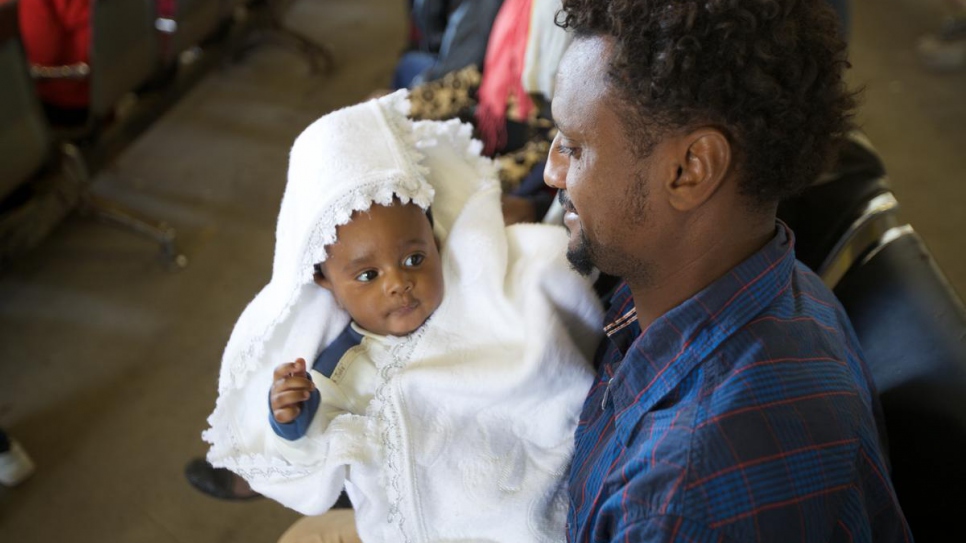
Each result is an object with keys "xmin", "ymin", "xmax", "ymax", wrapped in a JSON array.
[
  {"xmin": 559, "ymin": 180, "xmax": 651, "ymax": 282},
  {"xmin": 559, "ymin": 190, "xmax": 597, "ymax": 276},
  {"xmin": 567, "ymin": 227, "xmax": 597, "ymax": 277}
]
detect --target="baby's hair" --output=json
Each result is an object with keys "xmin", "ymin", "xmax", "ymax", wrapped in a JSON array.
[{"xmin": 312, "ymin": 204, "xmax": 434, "ymax": 278}]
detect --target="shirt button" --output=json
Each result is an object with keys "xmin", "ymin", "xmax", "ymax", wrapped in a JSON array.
[{"xmin": 601, "ymin": 377, "xmax": 614, "ymax": 410}]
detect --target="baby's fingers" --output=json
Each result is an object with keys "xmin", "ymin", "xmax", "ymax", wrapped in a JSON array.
[
  {"xmin": 271, "ymin": 388, "xmax": 312, "ymax": 410},
  {"xmin": 273, "ymin": 358, "xmax": 308, "ymax": 380},
  {"xmin": 273, "ymin": 374, "xmax": 314, "ymax": 393},
  {"xmin": 272, "ymin": 404, "xmax": 302, "ymax": 424}
]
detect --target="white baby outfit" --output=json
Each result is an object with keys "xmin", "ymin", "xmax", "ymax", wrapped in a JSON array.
[{"xmin": 203, "ymin": 91, "xmax": 603, "ymax": 543}]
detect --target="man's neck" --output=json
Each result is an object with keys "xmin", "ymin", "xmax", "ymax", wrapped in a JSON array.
[{"xmin": 627, "ymin": 218, "xmax": 776, "ymax": 331}]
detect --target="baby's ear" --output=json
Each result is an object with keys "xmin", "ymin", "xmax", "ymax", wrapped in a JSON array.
[
  {"xmin": 314, "ymin": 275, "xmax": 333, "ymax": 291},
  {"xmin": 314, "ymin": 270, "xmax": 344, "ymax": 309},
  {"xmin": 313, "ymin": 264, "xmax": 332, "ymax": 291}
]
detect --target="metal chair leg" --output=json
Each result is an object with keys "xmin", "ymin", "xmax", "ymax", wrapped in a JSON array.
[
  {"xmin": 263, "ymin": 26, "xmax": 335, "ymax": 75},
  {"xmin": 79, "ymin": 194, "xmax": 189, "ymax": 269}
]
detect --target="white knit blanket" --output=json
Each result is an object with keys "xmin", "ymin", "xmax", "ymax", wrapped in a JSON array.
[{"xmin": 203, "ymin": 93, "xmax": 603, "ymax": 542}]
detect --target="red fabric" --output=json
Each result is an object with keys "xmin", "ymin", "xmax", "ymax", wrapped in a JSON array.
[
  {"xmin": 155, "ymin": 0, "xmax": 176, "ymax": 60},
  {"xmin": 156, "ymin": 0, "xmax": 176, "ymax": 18},
  {"xmin": 18, "ymin": 0, "xmax": 91, "ymax": 109},
  {"xmin": 474, "ymin": 0, "xmax": 533, "ymax": 155}
]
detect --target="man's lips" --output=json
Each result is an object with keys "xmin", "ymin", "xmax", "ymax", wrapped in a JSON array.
[
  {"xmin": 559, "ymin": 192, "xmax": 578, "ymax": 231},
  {"xmin": 563, "ymin": 210, "xmax": 579, "ymax": 232},
  {"xmin": 558, "ymin": 190, "xmax": 577, "ymax": 215}
]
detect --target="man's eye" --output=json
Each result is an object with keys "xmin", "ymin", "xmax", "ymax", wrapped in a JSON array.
[
  {"xmin": 556, "ymin": 142, "xmax": 580, "ymax": 158},
  {"xmin": 355, "ymin": 270, "xmax": 378, "ymax": 282},
  {"xmin": 404, "ymin": 254, "xmax": 425, "ymax": 267}
]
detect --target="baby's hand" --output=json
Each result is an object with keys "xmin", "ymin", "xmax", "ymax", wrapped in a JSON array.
[{"xmin": 270, "ymin": 358, "xmax": 315, "ymax": 424}]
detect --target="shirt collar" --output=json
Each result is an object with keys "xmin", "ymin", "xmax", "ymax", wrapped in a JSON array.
[{"xmin": 604, "ymin": 222, "xmax": 798, "ymax": 443}]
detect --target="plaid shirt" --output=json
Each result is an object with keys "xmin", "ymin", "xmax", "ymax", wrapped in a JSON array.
[{"xmin": 568, "ymin": 223, "xmax": 912, "ymax": 543}]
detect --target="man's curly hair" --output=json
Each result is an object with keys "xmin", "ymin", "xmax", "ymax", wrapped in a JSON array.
[{"xmin": 557, "ymin": 0, "xmax": 857, "ymax": 204}]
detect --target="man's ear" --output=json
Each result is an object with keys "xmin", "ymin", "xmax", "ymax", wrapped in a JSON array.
[{"xmin": 666, "ymin": 128, "xmax": 731, "ymax": 212}]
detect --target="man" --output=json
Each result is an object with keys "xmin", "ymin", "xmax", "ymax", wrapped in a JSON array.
[{"xmin": 544, "ymin": 1, "xmax": 912, "ymax": 541}]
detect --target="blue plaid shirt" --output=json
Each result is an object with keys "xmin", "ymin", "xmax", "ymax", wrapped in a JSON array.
[{"xmin": 568, "ymin": 223, "xmax": 912, "ymax": 542}]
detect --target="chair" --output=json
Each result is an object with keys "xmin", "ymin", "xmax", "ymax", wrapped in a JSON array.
[
  {"xmin": 834, "ymin": 226, "xmax": 966, "ymax": 542},
  {"xmin": 2, "ymin": 0, "xmax": 186, "ymax": 267},
  {"xmin": 0, "ymin": 6, "xmax": 47, "ymax": 204},
  {"xmin": 782, "ymin": 134, "xmax": 966, "ymax": 542},
  {"xmin": 0, "ymin": 1, "xmax": 85, "ymax": 263},
  {"xmin": 778, "ymin": 132, "xmax": 893, "ymax": 285},
  {"xmin": 156, "ymin": 0, "xmax": 228, "ymax": 67},
  {"xmin": 87, "ymin": 0, "xmax": 162, "ymax": 131},
  {"xmin": 70, "ymin": 0, "xmax": 186, "ymax": 267}
]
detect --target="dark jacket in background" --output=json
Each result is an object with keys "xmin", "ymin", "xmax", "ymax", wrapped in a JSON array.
[{"xmin": 411, "ymin": 0, "xmax": 503, "ymax": 83}]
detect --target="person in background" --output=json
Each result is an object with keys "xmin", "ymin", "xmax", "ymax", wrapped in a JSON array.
[
  {"xmin": 183, "ymin": 457, "xmax": 261, "ymax": 500},
  {"xmin": 392, "ymin": 0, "xmax": 503, "ymax": 89},
  {"xmin": 17, "ymin": 0, "xmax": 90, "ymax": 126}
]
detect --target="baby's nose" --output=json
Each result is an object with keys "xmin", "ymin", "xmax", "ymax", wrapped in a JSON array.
[{"xmin": 386, "ymin": 270, "xmax": 414, "ymax": 295}]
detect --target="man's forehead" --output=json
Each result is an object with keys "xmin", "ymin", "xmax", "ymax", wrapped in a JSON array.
[
  {"xmin": 553, "ymin": 36, "xmax": 615, "ymax": 128},
  {"xmin": 561, "ymin": 36, "xmax": 608, "ymax": 70}
]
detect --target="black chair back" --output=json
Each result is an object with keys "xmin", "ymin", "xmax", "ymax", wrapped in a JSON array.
[
  {"xmin": 779, "ymin": 135, "xmax": 890, "ymax": 278},
  {"xmin": 0, "ymin": 1, "xmax": 51, "ymax": 202},
  {"xmin": 89, "ymin": 0, "xmax": 160, "ymax": 120},
  {"xmin": 834, "ymin": 227, "xmax": 966, "ymax": 542},
  {"xmin": 782, "ymin": 134, "xmax": 966, "ymax": 541}
]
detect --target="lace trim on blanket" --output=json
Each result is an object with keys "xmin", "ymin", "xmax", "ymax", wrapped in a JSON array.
[
  {"xmin": 412, "ymin": 118, "xmax": 500, "ymax": 194},
  {"xmin": 201, "ymin": 413, "xmax": 314, "ymax": 480},
  {"xmin": 297, "ymin": 94, "xmax": 433, "ymax": 280},
  {"xmin": 220, "ymin": 286, "xmax": 303, "ymax": 394},
  {"xmin": 221, "ymin": 95, "xmax": 436, "ymax": 393},
  {"xmin": 366, "ymin": 325, "xmax": 427, "ymax": 543},
  {"xmin": 297, "ymin": 176, "xmax": 434, "ymax": 284}
]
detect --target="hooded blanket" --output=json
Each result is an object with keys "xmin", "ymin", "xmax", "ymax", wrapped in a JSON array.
[{"xmin": 203, "ymin": 92, "xmax": 603, "ymax": 543}]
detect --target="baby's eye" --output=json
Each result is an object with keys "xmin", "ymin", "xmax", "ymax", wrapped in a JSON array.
[
  {"xmin": 355, "ymin": 270, "xmax": 378, "ymax": 282},
  {"xmin": 404, "ymin": 254, "xmax": 425, "ymax": 267}
]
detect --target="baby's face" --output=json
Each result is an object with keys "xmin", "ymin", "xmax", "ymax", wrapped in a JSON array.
[{"xmin": 316, "ymin": 202, "xmax": 444, "ymax": 337}]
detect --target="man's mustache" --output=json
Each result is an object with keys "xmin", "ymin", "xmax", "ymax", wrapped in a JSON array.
[{"xmin": 558, "ymin": 190, "xmax": 575, "ymax": 212}]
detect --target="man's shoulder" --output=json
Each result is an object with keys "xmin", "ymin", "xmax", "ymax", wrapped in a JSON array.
[
  {"xmin": 695, "ymin": 260, "xmax": 876, "ymax": 465},
  {"xmin": 665, "ymin": 263, "xmax": 884, "ymax": 541},
  {"xmin": 711, "ymin": 260, "xmax": 867, "ymax": 386}
]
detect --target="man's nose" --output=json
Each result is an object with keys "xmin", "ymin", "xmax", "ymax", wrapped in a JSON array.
[
  {"xmin": 385, "ymin": 269, "xmax": 414, "ymax": 295},
  {"xmin": 544, "ymin": 133, "xmax": 566, "ymax": 190}
]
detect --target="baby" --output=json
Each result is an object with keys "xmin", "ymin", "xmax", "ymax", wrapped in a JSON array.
[
  {"xmin": 204, "ymin": 91, "xmax": 603, "ymax": 543},
  {"xmin": 268, "ymin": 200, "xmax": 444, "ymax": 440}
]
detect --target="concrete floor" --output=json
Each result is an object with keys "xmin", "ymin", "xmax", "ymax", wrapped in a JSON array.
[{"xmin": 0, "ymin": 0, "xmax": 962, "ymax": 542}]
